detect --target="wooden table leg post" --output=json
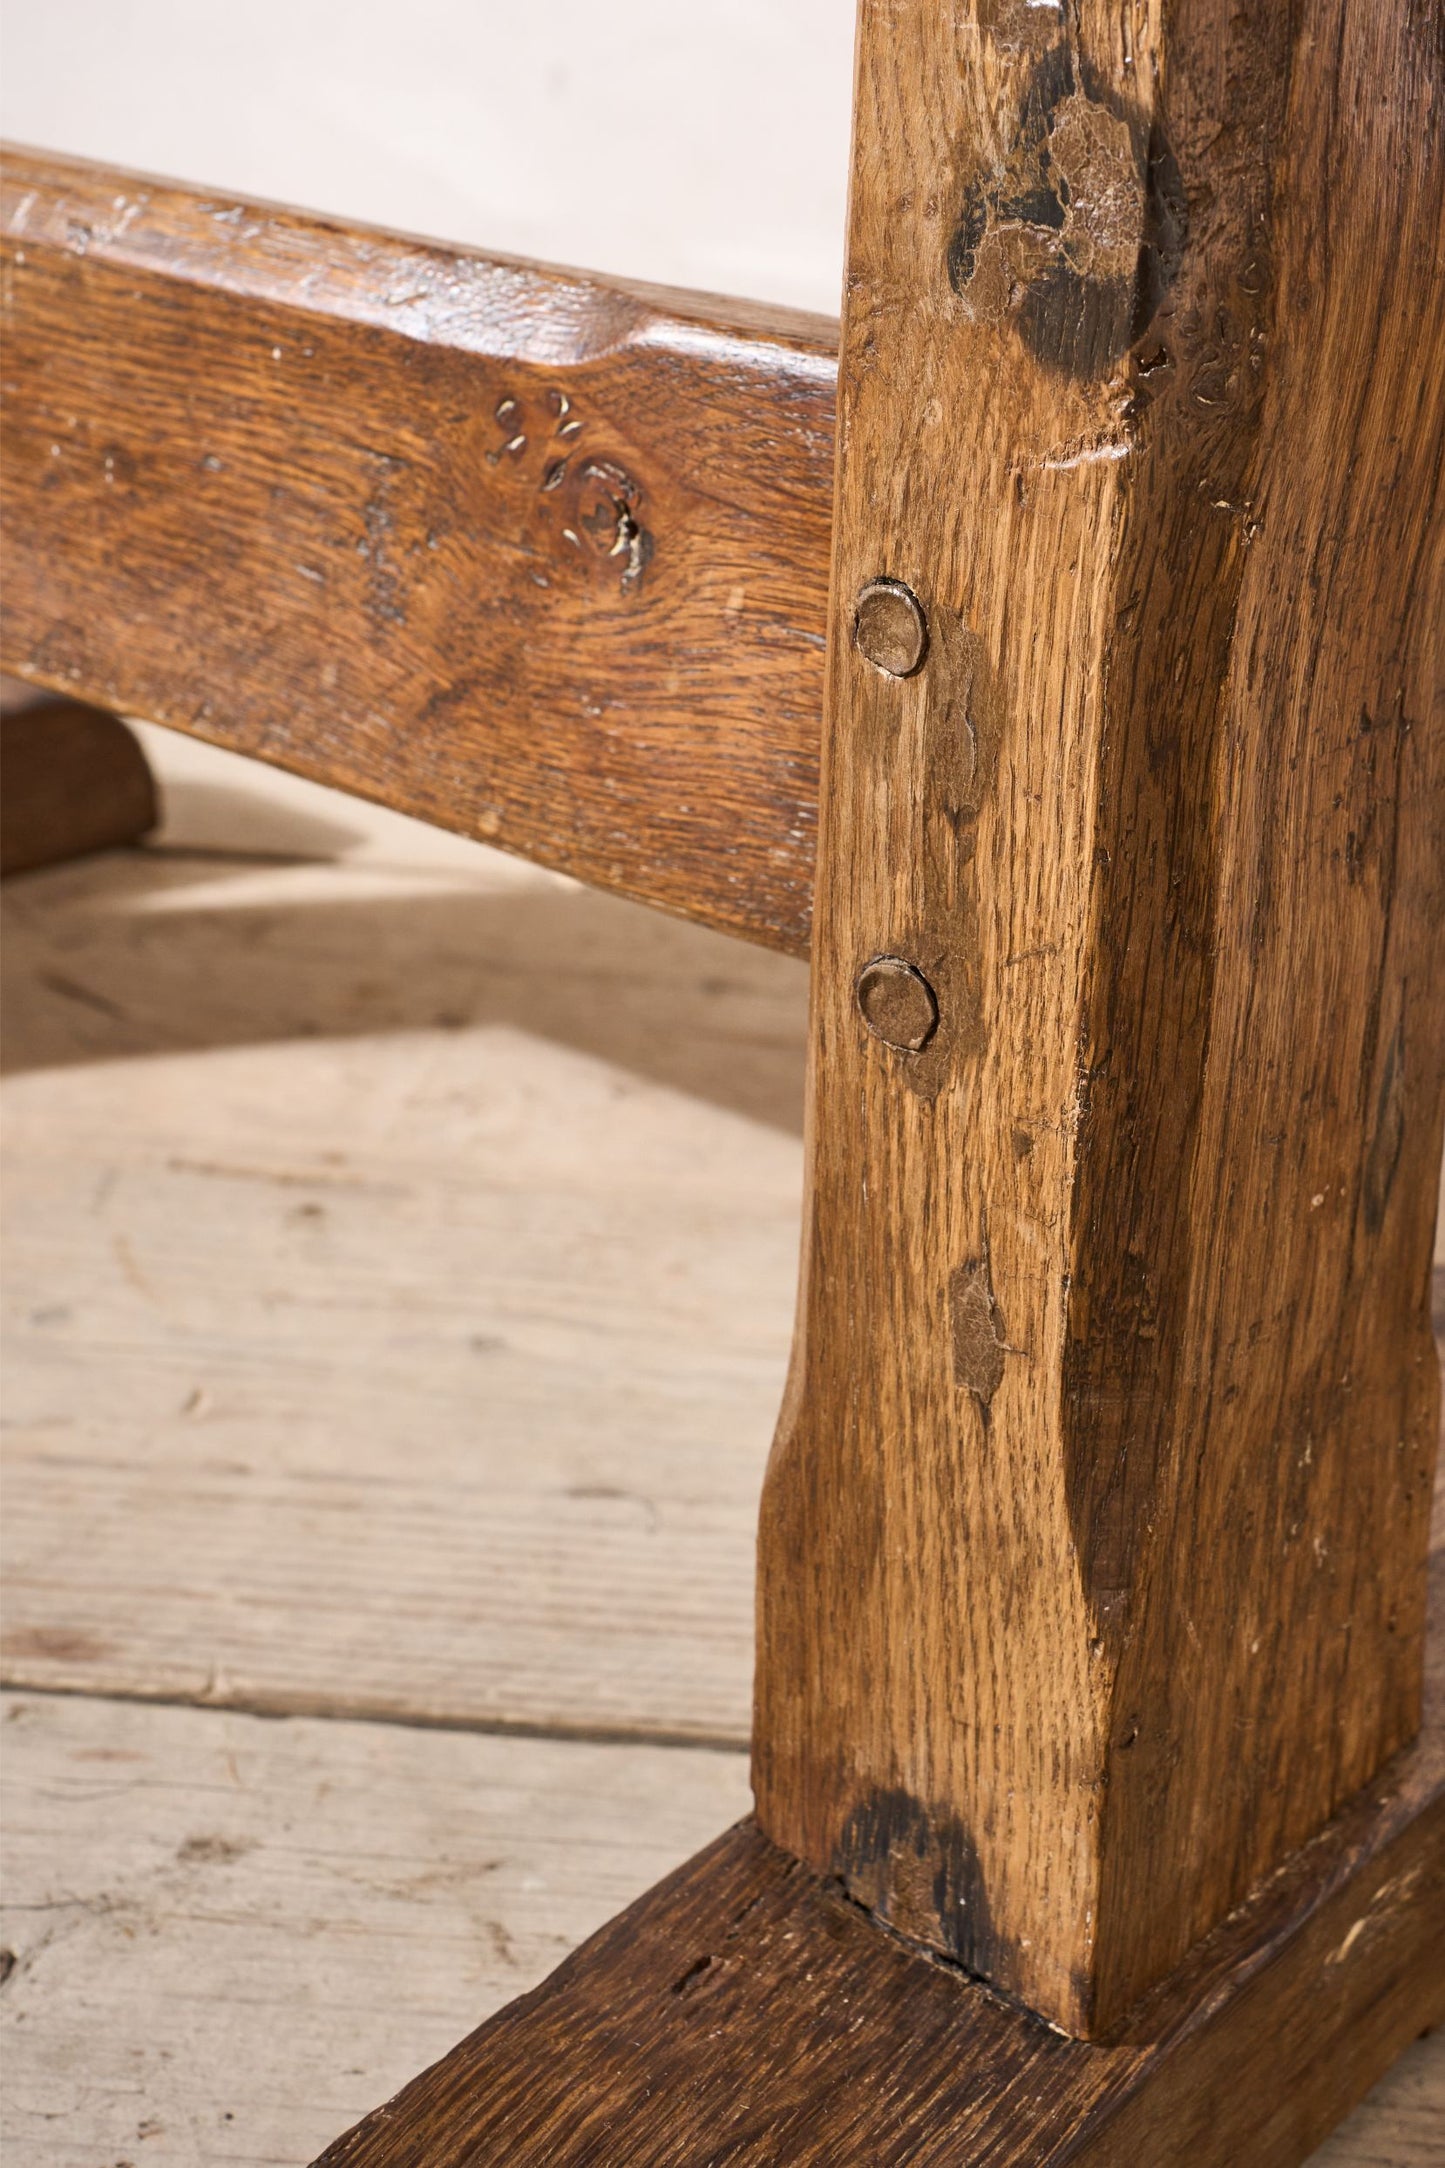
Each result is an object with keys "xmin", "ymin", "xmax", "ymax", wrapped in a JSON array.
[
  {"xmin": 310, "ymin": 0, "xmax": 1443, "ymax": 2156},
  {"xmin": 755, "ymin": 0, "xmax": 1445, "ymax": 2039}
]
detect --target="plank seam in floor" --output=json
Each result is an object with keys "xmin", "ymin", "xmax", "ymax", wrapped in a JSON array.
[{"xmin": 0, "ymin": 1677, "xmax": 752, "ymax": 1755}]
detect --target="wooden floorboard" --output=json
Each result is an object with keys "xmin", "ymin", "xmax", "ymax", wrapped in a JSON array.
[
  {"xmin": 1, "ymin": 725, "xmax": 804, "ymax": 1746},
  {"xmin": 2, "ymin": 727, "xmax": 1440, "ymax": 2163},
  {"xmin": 0, "ymin": 1689, "xmax": 751, "ymax": 2166},
  {"xmin": 1, "ymin": 1689, "xmax": 1438, "ymax": 2168},
  {"xmin": 315, "ymin": 1522, "xmax": 1445, "ymax": 2167}
]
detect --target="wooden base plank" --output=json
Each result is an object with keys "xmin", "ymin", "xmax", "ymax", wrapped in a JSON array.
[
  {"xmin": 0, "ymin": 697, "xmax": 156, "ymax": 875},
  {"xmin": 315, "ymin": 1626, "xmax": 1445, "ymax": 2167},
  {"xmin": 2, "ymin": 1702, "xmax": 1436, "ymax": 2168}
]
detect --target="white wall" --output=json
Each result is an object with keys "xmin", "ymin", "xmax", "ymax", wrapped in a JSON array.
[{"xmin": 0, "ymin": 0, "xmax": 855, "ymax": 314}]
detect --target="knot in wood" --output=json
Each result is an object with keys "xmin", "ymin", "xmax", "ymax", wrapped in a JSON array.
[
  {"xmin": 854, "ymin": 579, "xmax": 928, "ymax": 677},
  {"xmin": 855, "ymin": 956, "xmax": 938, "ymax": 1052}
]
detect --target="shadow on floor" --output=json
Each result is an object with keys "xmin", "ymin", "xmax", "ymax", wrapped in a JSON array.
[{"xmin": 2, "ymin": 828, "xmax": 810, "ymax": 1136}]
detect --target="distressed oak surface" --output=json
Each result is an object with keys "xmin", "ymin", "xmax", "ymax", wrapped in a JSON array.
[
  {"xmin": 1, "ymin": 724, "xmax": 803, "ymax": 1746},
  {"xmin": 0, "ymin": 696, "xmax": 156, "ymax": 875},
  {"xmin": 755, "ymin": 0, "xmax": 1445, "ymax": 2035},
  {"xmin": 1, "ymin": 735, "xmax": 1440, "ymax": 2164},
  {"xmin": 0, "ymin": 144, "xmax": 835, "ymax": 952},
  {"xmin": 318, "ymin": 1536, "xmax": 1445, "ymax": 2168}
]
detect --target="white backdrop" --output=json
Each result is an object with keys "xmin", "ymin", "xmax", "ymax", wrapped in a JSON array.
[{"xmin": 0, "ymin": 0, "xmax": 854, "ymax": 314}]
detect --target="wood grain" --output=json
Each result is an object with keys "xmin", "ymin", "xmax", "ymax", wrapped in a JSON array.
[
  {"xmin": 754, "ymin": 0, "xmax": 1445, "ymax": 2034},
  {"xmin": 5, "ymin": 1692, "xmax": 1432, "ymax": 2168},
  {"xmin": 0, "ymin": 1690, "xmax": 751, "ymax": 2166},
  {"xmin": 315, "ymin": 1537, "xmax": 1445, "ymax": 2167},
  {"xmin": 0, "ymin": 697, "xmax": 157, "ymax": 874},
  {"xmin": 0, "ymin": 730, "xmax": 804, "ymax": 1746},
  {"xmin": 3, "ymin": 740, "xmax": 1441, "ymax": 2166},
  {"xmin": 0, "ymin": 143, "xmax": 835, "ymax": 952}
]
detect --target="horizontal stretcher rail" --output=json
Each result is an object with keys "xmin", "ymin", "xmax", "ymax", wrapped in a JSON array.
[{"xmin": 0, "ymin": 145, "xmax": 838, "ymax": 953}]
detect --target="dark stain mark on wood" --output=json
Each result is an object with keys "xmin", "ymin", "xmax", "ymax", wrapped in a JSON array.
[
  {"xmin": 1364, "ymin": 1020, "xmax": 1407, "ymax": 1233},
  {"xmin": 1, "ymin": 1624, "xmax": 114, "ymax": 1666},
  {"xmin": 951, "ymin": 1257, "xmax": 1009, "ymax": 1405},
  {"xmin": 948, "ymin": 41, "xmax": 1185, "ymax": 378},
  {"xmin": 836, "ymin": 1788, "xmax": 998, "ymax": 1979},
  {"xmin": 176, "ymin": 1833, "xmax": 257, "ymax": 1866},
  {"xmin": 925, "ymin": 610, "xmax": 995, "ymax": 818},
  {"xmin": 889, "ymin": 609, "xmax": 1001, "ymax": 1100},
  {"xmin": 312, "ymin": 1752, "xmax": 1445, "ymax": 2167}
]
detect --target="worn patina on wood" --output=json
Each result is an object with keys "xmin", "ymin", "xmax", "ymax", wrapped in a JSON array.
[
  {"xmin": 0, "ymin": 146, "xmax": 835, "ymax": 953},
  {"xmin": 5, "ymin": 0, "xmax": 1443, "ymax": 2150},
  {"xmin": 314, "ymin": 1537, "xmax": 1445, "ymax": 2166},
  {"xmin": 754, "ymin": 0, "xmax": 1445, "ymax": 2036}
]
